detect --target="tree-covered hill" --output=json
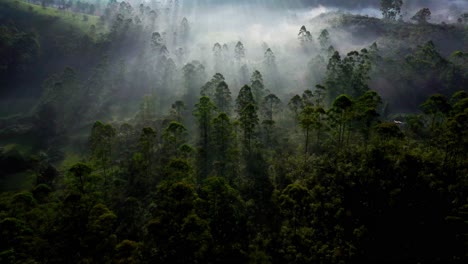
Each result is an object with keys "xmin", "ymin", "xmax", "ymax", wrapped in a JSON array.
[
  {"xmin": 319, "ymin": 12, "xmax": 467, "ymax": 56},
  {"xmin": 0, "ymin": 0, "xmax": 467, "ymax": 263},
  {"xmin": 0, "ymin": 0, "xmax": 102, "ymax": 98}
]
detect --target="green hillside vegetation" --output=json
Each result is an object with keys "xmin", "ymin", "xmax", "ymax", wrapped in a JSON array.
[
  {"xmin": 0, "ymin": 0, "xmax": 467, "ymax": 263},
  {"xmin": 318, "ymin": 12, "xmax": 467, "ymax": 56},
  {"xmin": 0, "ymin": 0, "xmax": 100, "ymax": 33},
  {"xmin": 0, "ymin": 0, "xmax": 106, "ymax": 112}
]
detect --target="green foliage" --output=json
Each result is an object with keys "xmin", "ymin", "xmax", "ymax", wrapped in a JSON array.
[
  {"xmin": 299, "ymin": 106, "xmax": 316, "ymax": 154},
  {"xmin": 201, "ymin": 73, "xmax": 225, "ymax": 98},
  {"xmin": 236, "ymin": 86, "xmax": 259, "ymax": 150},
  {"xmin": 420, "ymin": 93, "xmax": 451, "ymax": 132},
  {"xmin": 354, "ymin": 91, "xmax": 382, "ymax": 144},
  {"xmin": 194, "ymin": 96, "xmax": 217, "ymax": 180},
  {"xmin": 0, "ymin": 0, "xmax": 99, "ymax": 32},
  {"xmin": 11, "ymin": 191, "xmax": 36, "ymax": 210},
  {"xmin": 238, "ymin": 103, "xmax": 259, "ymax": 150},
  {"xmin": 251, "ymin": 70, "xmax": 267, "ymax": 104},
  {"xmin": 146, "ymin": 180, "xmax": 210, "ymax": 262},
  {"xmin": 1, "ymin": 2, "xmax": 467, "ymax": 262},
  {"xmin": 380, "ymin": 0, "xmax": 403, "ymax": 20},
  {"xmin": 261, "ymin": 93, "xmax": 281, "ymax": 121},
  {"xmin": 288, "ymin": 94, "xmax": 303, "ymax": 123},
  {"xmin": 163, "ymin": 121, "xmax": 188, "ymax": 156},
  {"xmin": 325, "ymin": 49, "xmax": 371, "ymax": 101},
  {"xmin": 214, "ymin": 81, "xmax": 232, "ymax": 114},
  {"xmin": 0, "ymin": 23, "xmax": 39, "ymax": 76},
  {"xmin": 68, "ymin": 162, "xmax": 92, "ymax": 193},
  {"xmin": 31, "ymin": 184, "xmax": 51, "ymax": 202},
  {"xmin": 114, "ymin": 240, "xmax": 141, "ymax": 264},
  {"xmin": 211, "ymin": 113, "xmax": 238, "ymax": 181},
  {"xmin": 331, "ymin": 94, "xmax": 354, "ymax": 146},
  {"xmin": 88, "ymin": 121, "xmax": 116, "ymax": 185},
  {"xmin": 375, "ymin": 122, "xmax": 404, "ymax": 139},
  {"xmin": 0, "ymin": 89, "xmax": 467, "ymax": 263},
  {"xmin": 194, "ymin": 97, "xmax": 216, "ymax": 140},
  {"xmin": 236, "ymin": 85, "xmax": 256, "ymax": 112},
  {"xmin": 83, "ymin": 203, "xmax": 118, "ymax": 262},
  {"xmin": 199, "ymin": 177, "xmax": 247, "ymax": 261}
]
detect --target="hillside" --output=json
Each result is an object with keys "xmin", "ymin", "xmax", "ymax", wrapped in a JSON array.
[
  {"xmin": 0, "ymin": 0, "xmax": 103, "ymax": 101},
  {"xmin": 0, "ymin": 0, "xmax": 99, "ymax": 32},
  {"xmin": 0, "ymin": 1, "xmax": 467, "ymax": 263}
]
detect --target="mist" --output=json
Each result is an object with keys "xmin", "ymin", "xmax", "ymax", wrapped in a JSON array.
[
  {"xmin": 28, "ymin": 0, "xmax": 464, "ymax": 121},
  {"xmin": 1, "ymin": 0, "xmax": 466, "ymax": 117},
  {"xmin": 181, "ymin": 0, "xmax": 468, "ymax": 21},
  {"xmin": 101, "ymin": 1, "xmax": 367, "ymax": 99},
  {"xmin": 99, "ymin": 0, "xmax": 465, "ymax": 112},
  {"xmin": 0, "ymin": 0, "xmax": 467, "ymax": 262}
]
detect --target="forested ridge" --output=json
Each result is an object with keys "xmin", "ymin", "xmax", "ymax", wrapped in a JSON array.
[{"xmin": 0, "ymin": 0, "xmax": 467, "ymax": 263}]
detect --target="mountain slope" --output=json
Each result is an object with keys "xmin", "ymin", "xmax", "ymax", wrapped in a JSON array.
[{"xmin": 0, "ymin": 0, "xmax": 102, "ymax": 99}]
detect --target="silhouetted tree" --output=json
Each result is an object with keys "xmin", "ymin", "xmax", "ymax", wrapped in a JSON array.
[
  {"xmin": 380, "ymin": 0, "xmax": 403, "ymax": 20},
  {"xmin": 412, "ymin": 8, "xmax": 431, "ymax": 24}
]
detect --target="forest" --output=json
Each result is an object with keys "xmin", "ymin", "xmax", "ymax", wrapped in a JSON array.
[{"xmin": 0, "ymin": 0, "xmax": 467, "ymax": 263}]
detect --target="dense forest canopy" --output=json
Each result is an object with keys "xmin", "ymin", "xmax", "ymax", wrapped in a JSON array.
[{"xmin": 0, "ymin": 0, "xmax": 467, "ymax": 263}]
